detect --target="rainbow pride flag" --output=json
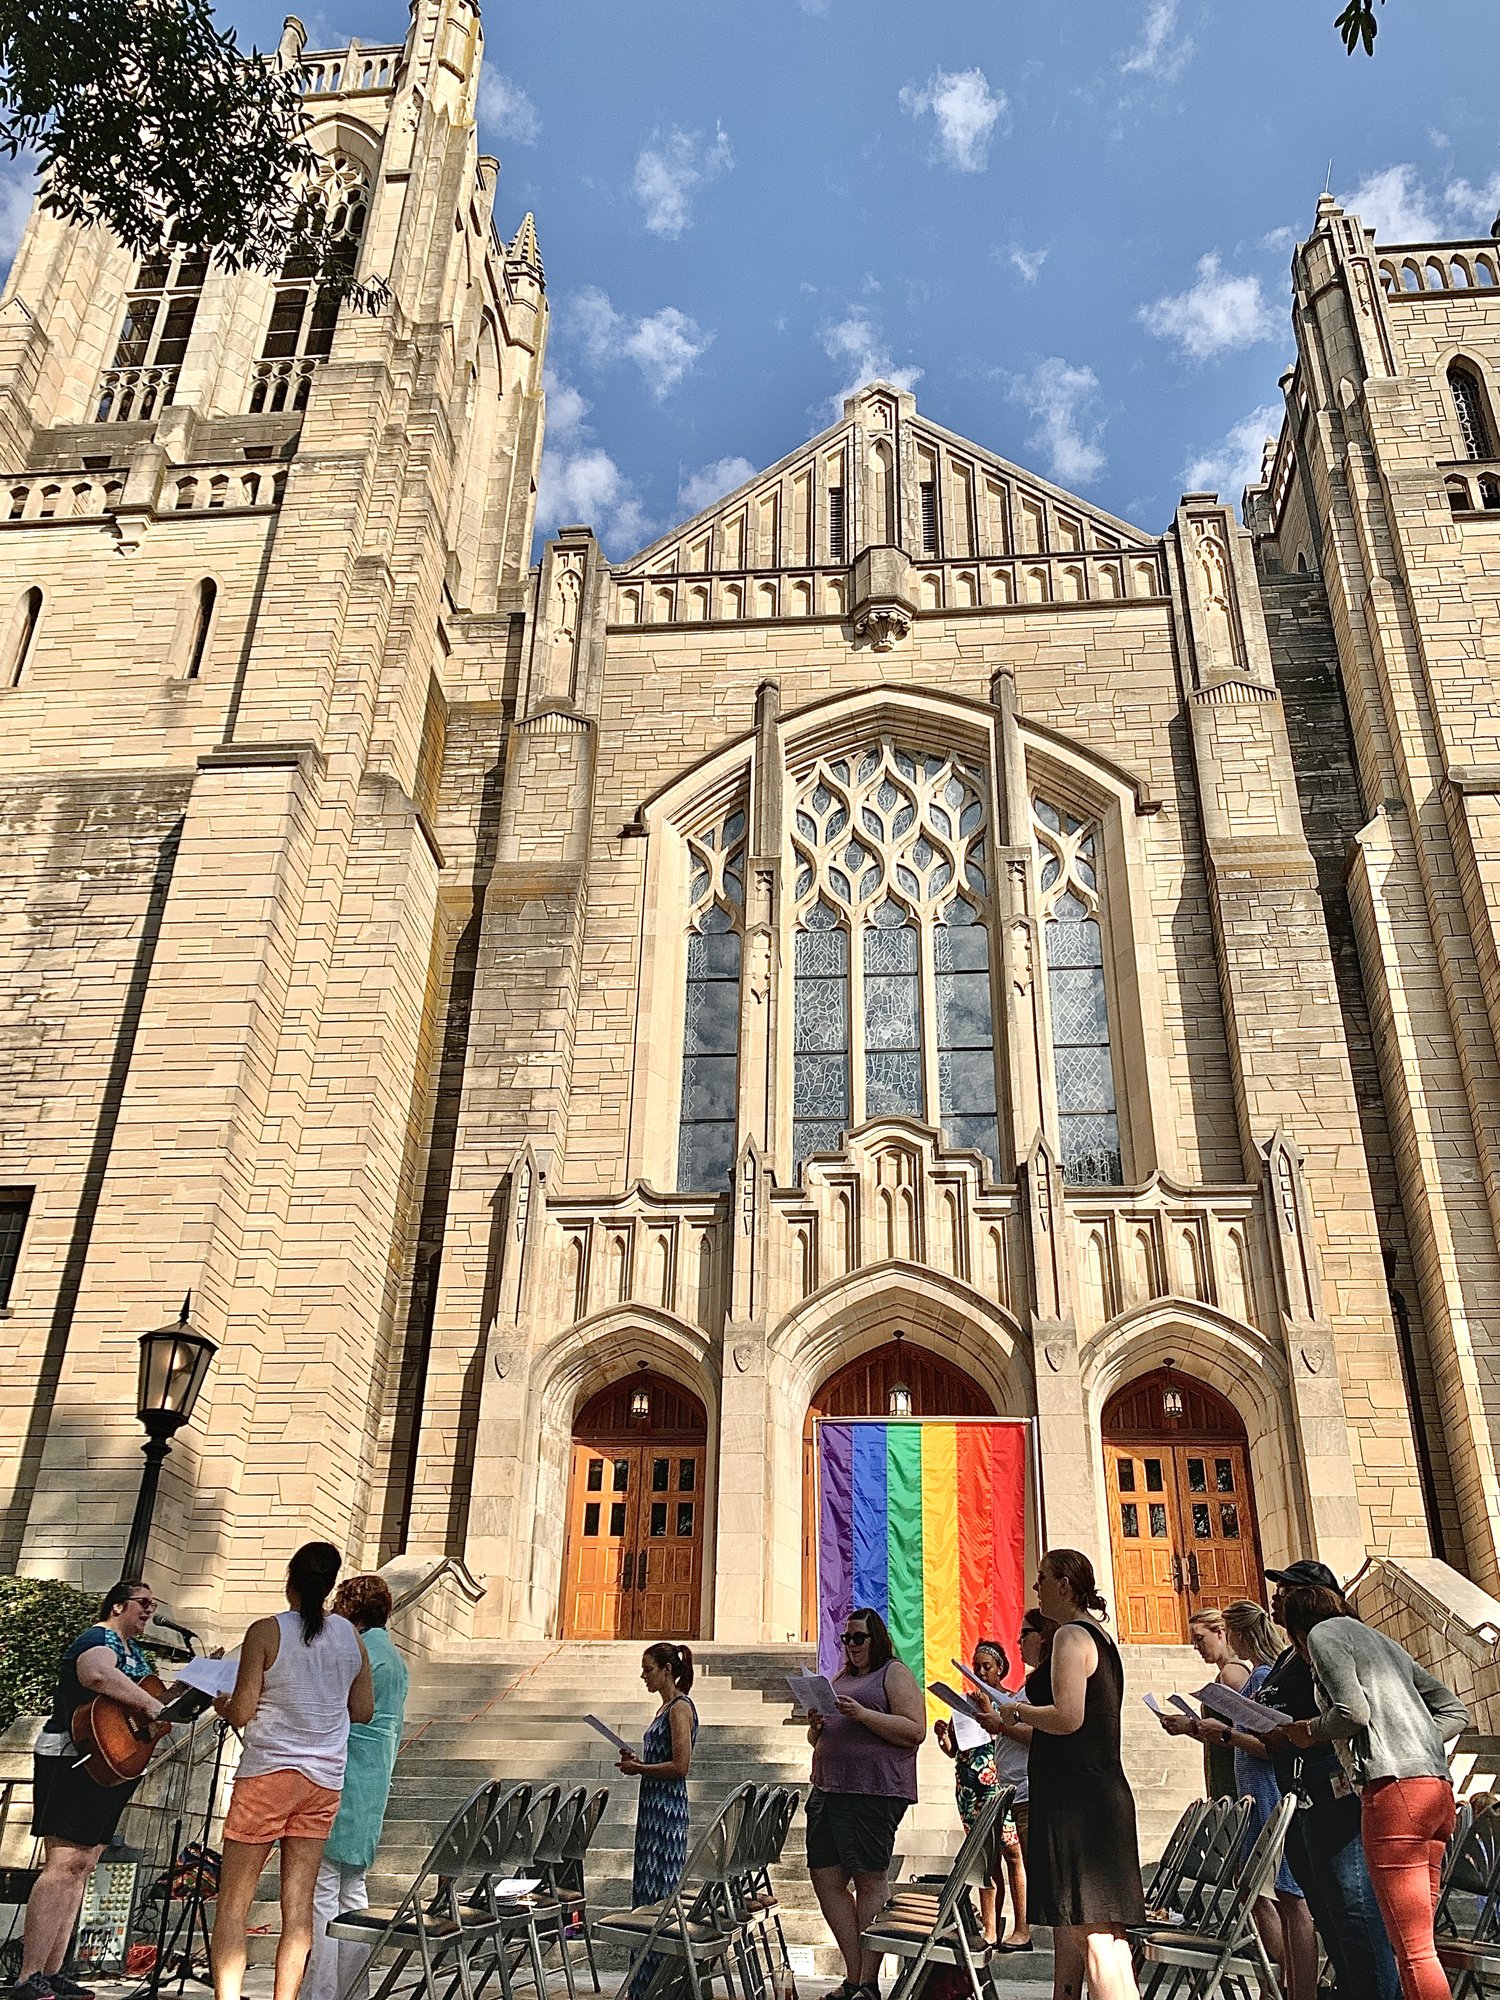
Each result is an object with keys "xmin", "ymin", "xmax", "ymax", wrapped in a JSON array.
[{"xmin": 816, "ymin": 1419, "xmax": 1029, "ymax": 1713}]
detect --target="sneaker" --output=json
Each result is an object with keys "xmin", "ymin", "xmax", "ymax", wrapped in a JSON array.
[
  {"xmin": 50, "ymin": 1977, "xmax": 96, "ymax": 1999},
  {"xmin": 8, "ymin": 1976, "xmax": 57, "ymax": 2000}
]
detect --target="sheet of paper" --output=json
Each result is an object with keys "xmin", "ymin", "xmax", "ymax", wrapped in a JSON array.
[
  {"xmin": 1194, "ymin": 1683, "xmax": 1292, "ymax": 1735},
  {"xmin": 1169, "ymin": 1694, "xmax": 1199, "ymax": 1717},
  {"xmin": 582, "ymin": 1714, "xmax": 636, "ymax": 1755},
  {"xmin": 172, "ymin": 1654, "xmax": 239, "ymax": 1698},
  {"xmin": 950, "ymin": 1710, "xmax": 989, "ymax": 1751},
  {"xmin": 952, "ymin": 1658, "xmax": 1016, "ymax": 1705},
  {"xmin": 928, "ymin": 1680, "xmax": 986, "ymax": 1722},
  {"xmin": 1142, "ymin": 1692, "xmax": 1167, "ymax": 1715},
  {"xmin": 786, "ymin": 1672, "xmax": 840, "ymax": 1716},
  {"xmin": 490, "ymin": 1878, "xmax": 541, "ymax": 1900}
]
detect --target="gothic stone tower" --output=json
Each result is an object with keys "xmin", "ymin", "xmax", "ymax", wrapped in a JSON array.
[
  {"xmin": 1246, "ymin": 195, "xmax": 1500, "ymax": 1592},
  {"xmin": 0, "ymin": 0, "xmax": 545, "ymax": 1625}
]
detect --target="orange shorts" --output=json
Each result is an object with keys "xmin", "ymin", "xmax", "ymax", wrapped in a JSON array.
[{"xmin": 223, "ymin": 1769, "xmax": 341, "ymax": 1844}]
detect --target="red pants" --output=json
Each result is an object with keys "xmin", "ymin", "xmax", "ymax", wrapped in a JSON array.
[{"xmin": 1360, "ymin": 1776, "xmax": 1456, "ymax": 2000}]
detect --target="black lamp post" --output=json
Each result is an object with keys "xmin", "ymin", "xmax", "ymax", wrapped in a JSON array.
[{"xmin": 121, "ymin": 1296, "xmax": 217, "ymax": 1581}]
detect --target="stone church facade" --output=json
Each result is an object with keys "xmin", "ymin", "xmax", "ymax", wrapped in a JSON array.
[{"xmin": 0, "ymin": 6, "xmax": 1496, "ymax": 1646}]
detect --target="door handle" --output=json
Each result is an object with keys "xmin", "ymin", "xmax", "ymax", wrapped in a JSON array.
[
  {"xmin": 638, "ymin": 1550, "xmax": 648, "ymax": 1590},
  {"xmin": 1171, "ymin": 1553, "xmax": 1184, "ymax": 1593},
  {"xmin": 1187, "ymin": 1552, "xmax": 1201, "ymax": 1594},
  {"xmin": 622, "ymin": 1551, "xmax": 635, "ymax": 1591}
]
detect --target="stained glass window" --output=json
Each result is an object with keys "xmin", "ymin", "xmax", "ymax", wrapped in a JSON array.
[
  {"xmin": 677, "ymin": 805, "xmax": 746, "ymax": 1189},
  {"xmin": 794, "ymin": 902, "xmax": 850, "ymax": 1165},
  {"xmin": 1033, "ymin": 798, "xmax": 1123, "ymax": 1185},
  {"xmin": 1449, "ymin": 363, "xmax": 1493, "ymax": 461},
  {"xmin": 790, "ymin": 740, "xmax": 999, "ymax": 1173}
]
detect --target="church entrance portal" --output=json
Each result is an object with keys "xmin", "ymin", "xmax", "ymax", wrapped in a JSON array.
[
  {"xmin": 1102, "ymin": 1370, "xmax": 1264, "ymax": 1644},
  {"xmin": 562, "ymin": 1373, "xmax": 707, "ymax": 1640},
  {"xmin": 800, "ymin": 1340, "xmax": 995, "ymax": 1641}
]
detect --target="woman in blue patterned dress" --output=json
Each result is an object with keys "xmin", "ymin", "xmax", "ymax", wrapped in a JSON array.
[{"xmin": 617, "ymin": 1643, "xmax": 699, "ymax": 1998}]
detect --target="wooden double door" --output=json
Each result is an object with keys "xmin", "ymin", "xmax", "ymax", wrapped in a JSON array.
[
  {"xmin": 1103, "ymin": 1372, "xmax": 1265, "ymax": 1644},
  {"xmin": 561, "ymin": 1373, "xmax": 707, "ymax": 1641}
]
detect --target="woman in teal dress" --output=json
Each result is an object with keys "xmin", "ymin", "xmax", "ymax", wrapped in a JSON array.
[{"xmin": 617, "ymin": 1644, "xmax": 698, "ymax": 1998}]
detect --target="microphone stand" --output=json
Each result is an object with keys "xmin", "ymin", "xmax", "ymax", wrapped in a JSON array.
[{"xmin": 131, "ymin": 1717, "xmax": 231, "ymax": 2000}]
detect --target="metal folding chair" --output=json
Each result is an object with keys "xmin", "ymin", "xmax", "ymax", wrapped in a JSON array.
[
  {"xmin": 859, "ymin": 1785, "xmax": 1013, "ymax": 2000},
  {"xmin": 596, "ymin": 1784, "xmax": 755, "ymax": 2000},
  {"xmin": 1136, "ymin": 1792, "xmax": 1297, "ymax": 2000},
  {"xmin": 1436, "ymin": 1795, "xmax": 1500, "ymax": 1999},
  {"xmin": 545, "ymin": 1787, "xmax": 610, "ymax": 1995},
  {"xmin": 329, "ymin": 1781, "xmax": 511, "ymax": 2000}
]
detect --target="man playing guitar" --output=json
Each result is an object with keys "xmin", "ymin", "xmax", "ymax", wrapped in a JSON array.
[{"xmin": 12, "ymin": 1580, "xmax": 168, "ymax": 2000}]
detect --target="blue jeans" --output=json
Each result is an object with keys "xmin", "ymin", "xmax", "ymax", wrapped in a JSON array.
[{"xmin": 1285, "ymin": 1789, "xmax": 1399, "ymax": 2000}]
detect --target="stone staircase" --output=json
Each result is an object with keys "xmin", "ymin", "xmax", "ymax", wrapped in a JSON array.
[{"xmin": 245, "ymin": 1639, "xmax": 1209, "ymax": 1983}]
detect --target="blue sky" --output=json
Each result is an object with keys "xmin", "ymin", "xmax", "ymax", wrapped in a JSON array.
[{"xmin": 14, "ymin": 0, "xmax": 1499, "ymax": 555}]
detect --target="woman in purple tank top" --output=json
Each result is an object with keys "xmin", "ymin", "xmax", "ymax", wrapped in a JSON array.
[{"xmin": 802, "ymin": 1607, "xmax": 925, "ymax": 2000}]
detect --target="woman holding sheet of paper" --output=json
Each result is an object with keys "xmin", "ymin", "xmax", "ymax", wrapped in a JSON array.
[
  {"xmin": 934, "ymin": 1640, "xmax": 1030, "ymax": 1952},
  {"xmin": 803, "ymin": 1607, "xmax": 924, "ymax": 2000},
  {"xmin": 617, "ymin": 1643, "xmax": 698, "ymax": 2000},
  {"xmin": 1193, "ymin": 1601, "xmax": 1318, "ymax": 2000}
]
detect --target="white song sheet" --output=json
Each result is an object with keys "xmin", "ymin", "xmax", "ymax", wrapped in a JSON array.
[{"xmin": 786, "ymin": 1673, "xmax": 841, "ymax": 1716}]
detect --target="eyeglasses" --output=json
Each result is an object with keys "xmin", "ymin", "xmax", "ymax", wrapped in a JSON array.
[
  {"xmin": 840, "ymin": 1631, "xmax": 871, "ymax": 1647},
  {"xmin": 129, "ymin": 1597, "xmax": 157, "ymax": 1613}
]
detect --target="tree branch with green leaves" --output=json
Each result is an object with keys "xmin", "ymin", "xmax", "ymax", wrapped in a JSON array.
[
  {"xmin": 1335, "ymin": 0, "xmax": 1384, "ymax": 55},
  {"xmin": 0, "ymin": 0, "xmax": 387, "ymax": 308}
]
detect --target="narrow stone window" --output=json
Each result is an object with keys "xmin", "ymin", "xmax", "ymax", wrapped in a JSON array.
[
  {"xmin": 4, "ymin": 587, "xmax": 41, "ymax": 687},
  {"xmin": 184, "ymin": 579, "xmax": 217, "ymax": 679},
  {"xmin": 251, "ymin": 154, "xmax": 370, "ymax": 413},
  {"xmin": 1033, "ymin": 798, "xmax": 1123, "ymax": 1185},
  {"xmin": 920, "ymin": 480, "xmax": 938, "ymax": 555},
  {"xmin": 827, "ymin": 485, "xmax": 846, "ymax": 563},
  {"xmin": 0, "ymin": 1187, "xmax": 31, "ymax": 1306},
  {"xmin": 1448, "ymin": 362, "xmax": 1494, "ymax": 460},
  {"xmin": 677, "ymin": 805, "xmax": 746, "ymax": 1191},
  {"xmin": 793, "ymin": 901, "xmax": 850, "ymax": 1167}
]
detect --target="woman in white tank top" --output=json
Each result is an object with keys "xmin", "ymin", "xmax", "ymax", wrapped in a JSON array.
[{"xmin": 211, "ymin": 1544, "xmax": 374, "ymax": 2000}]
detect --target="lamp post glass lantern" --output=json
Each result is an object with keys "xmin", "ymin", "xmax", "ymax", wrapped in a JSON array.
[{"xmin": 122, "ymin": 1298, "xmax": 216, "ymax": 1580}]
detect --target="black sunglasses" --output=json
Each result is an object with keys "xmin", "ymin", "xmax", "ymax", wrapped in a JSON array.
[{"xmin": 840, "ymin": 1631, "xmax": 871, "ymax": 1646}]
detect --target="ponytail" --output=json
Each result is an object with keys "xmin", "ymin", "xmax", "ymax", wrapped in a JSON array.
[
  {"xmin": 1043, "ymin": 1547, "xmax": 1109, "ymax": 1617},
  {"xmin": 288, "ymin": 1540, "xmax": 342, "ymax": 1644},
  {"xmin": 644, "ymin": 1640, "xmax": 695, "ymax": 1692}
]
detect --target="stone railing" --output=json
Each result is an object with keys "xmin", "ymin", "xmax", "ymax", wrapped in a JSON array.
[
  {"xmin": 299, "ymin": 43, "xmax": 403, "ymax": 95},
  {"xmin": 1, "ymin": 461, "xmax": 285, "ymax": 527},
  {"xmin": 612, "ymin": 548, "xmax": 1168, "ymax": 627},
  {"xmin": 1441, "ymin": 459, "xmax": 1500, "ymax": 515},
  {"xmin": 95, "ymin": 363, "xmax": 179, "ymax": 424},
  {"xmin": 1350, "ymin": 1556, "xmax": 1500, "ymax": 1739},
  {"xmin": 1379, "ymin": 244, "xmax": 1500, "ymax": 298},
  {"xmin": 381, "ymin": 1553, "xmax": 486, "ymax": 1655},
  {"xmin": 248, "ymin": 355, "xmax": 320, "ymax": 415}
]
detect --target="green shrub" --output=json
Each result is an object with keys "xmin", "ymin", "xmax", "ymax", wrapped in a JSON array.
[{"xmin": 0, "ymin": 1576, "xmax": 103, "ymax": 1732}]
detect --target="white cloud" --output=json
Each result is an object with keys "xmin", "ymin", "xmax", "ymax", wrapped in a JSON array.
[
  {"xmin": 1183, "ymin": 402, "xmax": 1283, "ymax": 499},
  {"xmin": 1139, "ymin": 253, "xmax": 1277, "ymax": 361},
  {"xmin": 1010, "ymin": 247, "xmax": 1047, "ymax": 284},
  {"xmin": 1344, "ymin": 164, "xmax": 1440, "ymax": 241},
  {"xmin": 1121, "ymin": 0, "xmax": 1194, "ymax": 82},
  {"xmin": 678, "ymin": 455, "xmax": 757, "ymax": 516},
  {"xmin": 632, "ymin": 125, "xmax": 733, "ymax": 238},
  {"xmin": 1261, "ymin": 225, "xmax": 1295, "ymax": 252},
  {"xmin": 535, "ymin": 444, "xmax": 652, "ymax": 557},
  {"xmin": 1445, "ymin": 172, "xmax": 1500, "ymax": 232},
  {"xmin": 573, "ymin": 286, "xmax": 713, "ymax": 400},
  {"xmin": 898, "ymin": 67, "xmax": 1005, "ymax": 173},
  {"xmin": 544, "ymin": 366, "xmax": 590, "ymax": 443},
  {"xmin": 477, "ymin": 72, "xmax": 540, "ymax": 146},
  {"xmin": 1007, "ymin": 358, "xmax": 1107, "ymax": 487},
  {"xmin": 819, "ymin": 306, "xmax": 923, "ymax": 413}
]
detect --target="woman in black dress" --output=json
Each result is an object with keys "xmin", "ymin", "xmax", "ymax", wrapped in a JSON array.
[{"xmin": 983, "ymin": 1548, "xmax": 1143, "ymax": 2000}]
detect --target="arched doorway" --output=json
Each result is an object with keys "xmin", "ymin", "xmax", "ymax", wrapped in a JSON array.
[
  {"xmin": 561, "ymin": 1372, "xmax": 707, "ymax": 1640},
  {"xmin": 1102, "ymin": 1369, "xmax": 1265, "ymax": 1644},
  {"xmin": 801, "ymin": 1339, "xmax": 995, "ymax": 1639}
]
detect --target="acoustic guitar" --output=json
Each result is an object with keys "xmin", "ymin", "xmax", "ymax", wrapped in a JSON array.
[{"xmin": 71, "ymin": 1679, "xmax": 212, "ymax": 1786}]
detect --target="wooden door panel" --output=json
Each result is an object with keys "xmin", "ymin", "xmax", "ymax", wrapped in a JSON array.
[
  {"xmin": 1105, "ymin": 1446, "xmax": 1185, "ymax": 1643},
  {"xmin": 1176, "ymin": 1446, "xmax": 1260, "ymax": 1611},
  {"xmin": 563, "ymin": 1446, "xmax": 641, "ymax": 1639},
  {"xmin": 635, "ymin": 1449, "xmax": 704, "ymax": 1639}
]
